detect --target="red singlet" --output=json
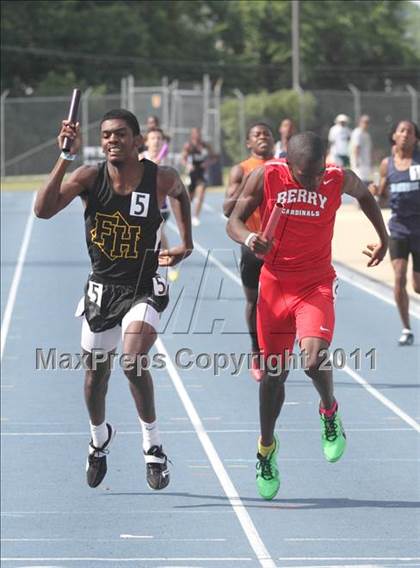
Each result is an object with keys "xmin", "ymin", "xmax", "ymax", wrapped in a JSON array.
[{"xmin": 257, "ymin": 161, "xmax": 344, "ymax": 361}]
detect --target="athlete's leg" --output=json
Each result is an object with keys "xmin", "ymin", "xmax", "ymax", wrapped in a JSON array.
[
  {"xmin": 392, "ymin": 258, "xmax": 410, "ymax": 329},
  {"xmin": 256, "ymin": 266, "xmax": 294, "ymax": 471},
  {"xmin": 193, "ymin": 181, "xmax": 206, "ymax": 219},
  {"xmin": 300, "ymin": 336, "xmax": 334, "ymax": 409},
  {"xmin": 240, "ymin": 246, "xmax": 263, "ymax": 355},
  {"xmin": 411, "ymin": 242, "xmax": 420, "ymax": 294},
  {"xmin": 84, "ymin": 350, "xmax": 114, "ymax": 426},
  {"xmin": 243, "ymin": 285, "xmax": 259, "ymax": 353},
  {"xmin": 390, "ymin": 237, "xmax": 410, "ymax": 330},
  {"xmin": 80, "ymin": 319, "xmax": 120, "ymax": 488},
  {"xmin": 413, "ymin": 271, "xmax": 420, "ymax": 293},
  {"xmin": 259, "ymin": 371, "xmax": 288, "ymax": 446},
  {"xmin": 122, "ymin": 320, "xmax": 157, "ymax": 422},
  {"xmin": 296, "ymin": 281, "xmax": 345, "ymax": 462},
  {"xmin": 122, "ymin": 303, "xmax": 170, "ymax": 489},
  {"xmin": 160, "ymin": 227, "xmax": 169, "ymax": 252},
  {"xmin": 81, "ymin": 318, "xmax": 120, "ymax": 426},
  {"xmin": 257, "ymin": 268, "xmax": 295, "ymax": 444},
  {"xmin": 398, "ymin": 246, "xmax": 420, "ymax": 345}
]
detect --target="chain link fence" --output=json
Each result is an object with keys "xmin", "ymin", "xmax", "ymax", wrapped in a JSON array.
[
  {"xmin": 1, "ymin": 80, "xmax": 418, "ymax": 177},
  {"xmin": 309, "ymin": 88, "xmax": 418, "ymax": 163},
  {"xmin": 1, "ymin": 93, "xmax": 122, "ymax": 176}
]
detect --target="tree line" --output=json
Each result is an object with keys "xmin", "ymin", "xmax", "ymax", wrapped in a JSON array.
[{"xmin": 2, "ymin": 0, "xmax": 419, "ymax": 96}]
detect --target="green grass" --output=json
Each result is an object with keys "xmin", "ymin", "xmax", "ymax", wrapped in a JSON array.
[
  {"xmin": 1, "ymin": 175, "xmax": 47, "ymax": 192},
  {"xmin": 0, "ymin": 175, "xmax": 226, "ymax": 193}
]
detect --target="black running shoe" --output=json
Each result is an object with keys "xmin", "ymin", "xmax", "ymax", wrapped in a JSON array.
[
  {"xmin": 144, "ymin": 445, "xmax": 170, "ymax": 490},
  {"xmin": 86, "ymin": 423, "xmax": 116, "ymax": 488}
]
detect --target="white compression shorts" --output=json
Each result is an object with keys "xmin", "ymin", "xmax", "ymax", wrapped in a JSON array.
[{"xmin": 75, "ymin": 298, "xmax": 160, "ymax": 353}]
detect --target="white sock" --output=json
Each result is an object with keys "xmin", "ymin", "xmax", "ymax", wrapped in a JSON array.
[
  {"xmin": 90, "ymin": 421, "xmax": 108, "ymax": 448},
  {"xmin": 139, "ymin": 418, "xmax": 161, "ymax": 452}
]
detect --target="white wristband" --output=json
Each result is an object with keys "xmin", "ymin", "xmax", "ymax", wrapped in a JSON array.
[
  {"xmin": 244, "ymin": 232, "xmax": 257, "ymax": 248},
  {"xmin": 60, "ymin": 151, "xmax": 76, "ymax": 161}
]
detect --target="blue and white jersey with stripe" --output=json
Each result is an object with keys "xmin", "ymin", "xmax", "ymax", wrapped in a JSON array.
[{"xmin": 387, "ymin": 149, "xmax": 420, "ymax": 238}]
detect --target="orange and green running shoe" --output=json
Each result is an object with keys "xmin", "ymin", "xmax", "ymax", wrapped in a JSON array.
[
  {"xmin": 319, "ymin": 403, "xmax": 346, "ymax": 463},
  {"xmin": 256, "ymin": 435, "xmax": 280, "ymax": 500}
]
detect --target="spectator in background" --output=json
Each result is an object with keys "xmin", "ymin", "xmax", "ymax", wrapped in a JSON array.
[
  {"xmin": 182, "ymin": 127, "xmax": 214, "ymax": 226},
  {"xmin": 350, "ymin": 115, "xmax": 372, "ymax": 185},
  {"xmin": 274, "ymin": 118, "xmax": 296, "ymax": 158},
  {"xmin": 328, "ymin": 114, "xmax": 351, "ymax": 166},
  {"xmin": 138, "ymin": 116, "xmax": 161, "ymax": 153},
  {"xmin": 145, "ymin": 116, "xmax": 170, "ymax": 159},
  {"xmin": 223, "ymin": 123, "xmax": 275, "ymax": 381},
  {"xmin": 140, "ymin": 128, "xmax": 168, "ymax": 165},
  {"xmin": 370, "ymin": 120, "xmax": 420, "ymax": 346},
  {"xmin": 147, "ymin": 115, "xmax": 160, "ymax": 130}
]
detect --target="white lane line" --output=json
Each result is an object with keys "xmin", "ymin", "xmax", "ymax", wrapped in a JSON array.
[
  {"xmin": 277, "ymin": 558, "xmax": 420, "ymax": 561},
  {"xmin": 120, "ymin": 534, "xmax": 154, "ymax": 539},
  {"xmin": 202, "ymin": 202, "xmax": 216, "ymax": 213},
  {"xmin": 343, "ymin": 365, "xmax": 420, "ymax": 433},
  {"xmin": 1, "ymin": 193, "xmax": 36, "ymax": 362},
  {"xmin": 1, "ymin": 537, "xmax": 226, "ymax": 542},
  {"xmin": 168, "ymin": 220, "xmax": 241, "ymax": 286},
  {"xmin": 201, "ymin": 198, "xmax": 420, "ymax": 320},
  {"xmin": 211, "ymin": 458, "xmax": 419, "ymax": 463},
  {"xmin": 0, "ymin": 427, "xmax": 413, "ymax": 436},
  {"xmin": 335, "ymin": 261, "xmax": 420, "ymax": 320},
  {"xmin": 186, "ymin": 234, "xmax": 420, "ymax": 433},
  {"xmin": 120, "ymin": 536, "xmax": 226, "ymax": 542},
  {"xmin": 158, "ymin": 540, "xmax": 227, "ymax": 545},
  {"xmin": 1, "ymin": 511, "xmax": 237, "ymax": 516},
  {"xmin": 278, "ymin": 565, "xmax": 419, "ymax": 568},
  {"xmin": 285, "ymin": 537, "xmax": 418, "ymax": 541},
  {"xmin": 2, "ymin": 556, "xmax": 419, "ymax": 563},
  {"xmin": 202, "ymin": 201, "xmax": 226, "ymax": 221},
  {"xmin": 0, "ymin": 558, "xmax": 253, "ymax": 563},
  {"xmin": 286, "ymin": 565, "xmax": 419, "ymax": 568},
  {"xmin": 156, "ymin": 337, "xmax": 276, "ymax": 568},
  {"xmin": 279, "ymin": 566, "xmax": 394, "ymax": 568}
]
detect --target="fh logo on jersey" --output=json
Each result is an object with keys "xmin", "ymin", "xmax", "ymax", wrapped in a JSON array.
[{"xmin": 91, "ymin": 211, "xmax": 141, "ymax": 260}]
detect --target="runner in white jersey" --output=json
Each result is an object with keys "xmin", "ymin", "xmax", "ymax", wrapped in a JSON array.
[{"xmin": 350, "ymin": 115, "xmax": 372, "ymax": 184}]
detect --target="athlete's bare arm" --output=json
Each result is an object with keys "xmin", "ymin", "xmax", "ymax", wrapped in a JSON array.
[
  {"xmin": 223, "ymin": 164, "xmax": 245, "ymax": 217},
  {"xmin": 204, "ymin": 141, "xmax": 216, "ymax": 164},
  {"xmin": 157, "ymin": 166, "xmax": 193, "ymax": 266},
  {"xmin": 378, "ymin": 158, "xmax": 389, "ymax": 199},
  {"xmin": 368, "ymin": 158, "xmax": 389, "ymax": 202},
  {"xmin": 34, "ymin": 121, "xmax": 96, "ymax": 218},
  {"xmin": 342, "ymin": 169, "xmax": 389, "ymax": 267},
  {"xmin": 181, "ymin": 142, "xmax": 191, "ymax": 167},
  {"xmin": 226, "ymin": 166, "xmax": 271, "ymax": 255}
]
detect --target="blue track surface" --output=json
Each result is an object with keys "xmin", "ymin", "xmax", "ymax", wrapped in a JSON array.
[{"xmin": 1, "ymin": 190, "xmax": 419, "ymax": 568}]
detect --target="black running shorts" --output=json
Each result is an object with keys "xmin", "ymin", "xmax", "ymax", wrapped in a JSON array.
[
  {"xmin": 83, "ymin": 274, "xmax": 169, "ymax": 333},
  {"xmin": 188, "ymin": 168, "xmax": 207, "ymax": 194},
  {"xmin": 389, "ymin": 235, "xmax": 420, "ymax": 271}
]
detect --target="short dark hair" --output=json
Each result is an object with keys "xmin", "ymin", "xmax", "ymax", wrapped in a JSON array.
[
  {"xmin": 246, "ymin": 122, "xmax": 273, "ymax": 139},
  {"xmin": 101, "ymin": 109, "xmax": 140, "ymax": 136},
  {"xmin": 388, "ymin": 120, "xmax": 420, "ymax": 145},
  {"xmin": 287, "ymin": 131, "xmax": 326, "ymax": 164},
  {"xmin": 146, "ymin": 127, "xmax": 164, "ymax": 137}
]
